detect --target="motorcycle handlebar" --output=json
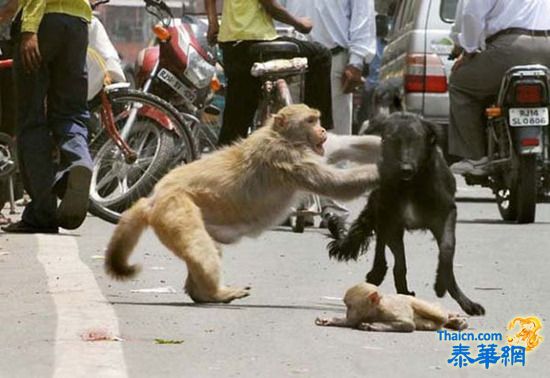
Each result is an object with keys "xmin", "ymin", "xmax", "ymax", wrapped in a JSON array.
[
  {"xmin": 90, "ymin": 0, "xmax": 110, "ymax": 11},
  {"xmin": 144, "ymin": 0, "xmax": 173, "ymax": 19}
]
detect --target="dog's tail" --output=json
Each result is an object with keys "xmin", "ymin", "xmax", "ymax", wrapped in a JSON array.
[
  {"xmin": 327, "ymin": 195, "xmax": 377, "ymax": 262},
  {"xmin": 105, "ymin": 197, "xmax": 150, "ymax": 280}
]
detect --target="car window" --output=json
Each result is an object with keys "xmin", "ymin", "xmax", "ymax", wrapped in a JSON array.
[
  {"xmin": 440, "ymin": 0, "xmax": 458, "ymax": 23},
  {"xmin": 392, "ymin": 0, "xmax": 418, "ymax": 33}
]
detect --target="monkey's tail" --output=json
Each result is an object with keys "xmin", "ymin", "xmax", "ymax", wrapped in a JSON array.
[
  {"xmin": 105, "ymin": 197, "xmax": 150, "ymax": 280},
  {"xmin": 327, "ymin": 193, "xmax": 377, "ymax": 262}
]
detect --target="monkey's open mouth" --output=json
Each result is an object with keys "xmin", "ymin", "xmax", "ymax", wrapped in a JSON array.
[{"xmin": 314, "ymin": 137, "xmax": 327, "ymax": 156}]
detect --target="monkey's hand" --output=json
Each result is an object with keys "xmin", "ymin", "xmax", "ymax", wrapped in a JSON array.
[
  {"xmin": 292, "ymin": 160, "xmax": 380, "ymax": 201},
  {"xmin": 315, "ymin": 317, "xmax": 331, "ymax": 326},
  {"xmin": 315, "ymin": 316, "xmax": 349, "ymax": 327}
]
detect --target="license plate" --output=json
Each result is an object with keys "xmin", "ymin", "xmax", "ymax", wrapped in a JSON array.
[
  {"xmin": 509, "ymin": 107, "xmax": 548, "ymax": 127},
  {"xmin": 157, "ymin": 68, "xmax": 197, "ymax": 104}
]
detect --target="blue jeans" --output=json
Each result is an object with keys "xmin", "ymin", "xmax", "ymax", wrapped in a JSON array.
[{"xmin": 13, "ymin": 13, "xmax": 92, "ymax": 228}]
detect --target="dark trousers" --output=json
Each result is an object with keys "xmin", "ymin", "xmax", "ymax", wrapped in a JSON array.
[
  {"xmin": 0, "ymin": 40, "xmax": 16, "ymax": 207},
  {"xmin": 218, "ymin": 37, "xmax": 333, "ymax": 146},
  {"xmin": 13, "ymin": 13, "xmax": 92, "ymax": 228}
]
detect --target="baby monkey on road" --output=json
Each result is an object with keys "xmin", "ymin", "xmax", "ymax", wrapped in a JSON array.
[{"xmin": 316, "ymin": 282, "xmax": 468, "ymax": 332}]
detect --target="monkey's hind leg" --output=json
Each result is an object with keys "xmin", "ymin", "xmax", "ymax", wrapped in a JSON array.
[
  {"xmin": 150, "ymin": 196, "xmax": 250, "ymax": 304},
  {"xmin": 444, "ymin": 314, "xmax": 468, "ymax": 331}
]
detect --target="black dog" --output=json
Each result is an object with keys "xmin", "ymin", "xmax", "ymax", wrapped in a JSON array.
[{"xmin": 328, "ymin": 112, "xmax": 485, "ymax": 316}]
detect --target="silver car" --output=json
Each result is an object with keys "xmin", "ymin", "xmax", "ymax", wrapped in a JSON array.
[{"xmin": 375, "ymin": 0, "xmax": 458, "ymax": 127}]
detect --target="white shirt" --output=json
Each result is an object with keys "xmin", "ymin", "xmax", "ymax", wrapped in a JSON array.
[
  {"xmin": 458, "ymin": 0, "xmax": 550, "ymax": 53},
  {"xmin": 280, "ymin": 0, "xmax": 376, "ymax": 68},
  {"xmin": 450, "ymin": 0, "xmax": 466, "ymax": 45}
]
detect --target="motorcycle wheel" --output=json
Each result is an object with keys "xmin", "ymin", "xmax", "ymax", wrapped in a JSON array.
[
  {"xmin": 88, "ymin": 89, "xmax": 197, "ymax": 224},
  {"xmin": 514, "ymin": 155, "xmax": 537, "ymax": 224},
  {"xmin": 496, "ymin": 155, "xmax": 537, "ymax": 223},
  {"xmin": 496, "ymin": 187, "xmax": 517, "ymax": 221},
  {"xmin": 197, "ymin": 124, "xmax": 219, "ymax": 155}
]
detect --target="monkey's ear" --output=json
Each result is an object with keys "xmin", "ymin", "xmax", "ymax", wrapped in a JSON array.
[
  {"xmin": 273, "ymin": 114, "xmax": 289, "ymax": 130},
  {"xmin": 368, "ymin": 291, "xmax": 381, "ymax": 305}
]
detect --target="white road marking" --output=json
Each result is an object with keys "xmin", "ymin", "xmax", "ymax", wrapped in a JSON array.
[{"xmin": 36, "ymin": 235, "xmax": 128, "ymax": 378}]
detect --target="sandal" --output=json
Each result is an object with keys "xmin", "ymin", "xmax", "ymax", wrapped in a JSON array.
[{"xmin": 0, "ymin": 213, "xmax": 11, "ymax": 226}]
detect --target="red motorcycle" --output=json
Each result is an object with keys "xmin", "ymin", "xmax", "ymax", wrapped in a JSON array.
[{"xmin": 135, "ymin": 0, "xmax": 223, "ymax": 153}]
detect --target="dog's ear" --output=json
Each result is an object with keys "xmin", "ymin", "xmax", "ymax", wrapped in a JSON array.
[
  {"xmin": 421, "ymin": 119, "xmax": 444, "ymax": 146},
  {"xmin": 362, "ymin": 114, "xmax": 388, "ymax": 136}
]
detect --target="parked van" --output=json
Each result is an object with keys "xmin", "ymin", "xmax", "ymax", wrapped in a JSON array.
[{"xmin": 375, "ymin": 0, "xmax": 458, "ymax": 127}]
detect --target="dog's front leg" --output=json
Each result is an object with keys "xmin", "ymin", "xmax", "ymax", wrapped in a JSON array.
[
  {"xmin": 431, "ymin": 207, "xmax": 485, "ymax": 316},
  {"xmin": 386, "ymin": 227, "xmax": 415, "ymax": 296},
  {"xmin": 366, "ymin": 235, "xmax": 388, "ymax": 285}
]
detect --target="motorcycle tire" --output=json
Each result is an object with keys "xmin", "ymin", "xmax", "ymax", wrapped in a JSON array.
[
  {"xmin": 496, "ymin": 186, "xmax": 518, "ymax": 222},
  {"xmin": 515, "ymin": 155, "xmax": 537, "ymax": 224},
  {"xmin": 197, "ymin": 124, "xmax": 219, "ymax": 155},
  {"xmin": 496, "ymin": 155, "xmax": 537, "ymax": 223},
  {"xmin": 87, "ymin": 89, "xmax": 197, "ymax": 224}
]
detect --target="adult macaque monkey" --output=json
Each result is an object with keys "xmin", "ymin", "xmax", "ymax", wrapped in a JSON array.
[
  {"xmin": 105, "ymin": 104, "xmax": 380, "ymax": 303},
  {"xmin": 316, "ymin": 283, "xmax": 468, "ymax": 332}
]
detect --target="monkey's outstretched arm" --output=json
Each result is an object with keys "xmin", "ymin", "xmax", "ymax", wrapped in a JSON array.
[
  {"xmin": 315, "ymin": 316, "xmax": 351, "ymax": 327},
  {"xmin": 290, "ymin": 160, "xmax": 379, "ymax": 200},
  {"xmin": 357, "ymin": 321, "xmax": 415, "ymax": 332},
  {"xmin": 324, "ymin": 134, "xmax": 382, "ymax": 165}
]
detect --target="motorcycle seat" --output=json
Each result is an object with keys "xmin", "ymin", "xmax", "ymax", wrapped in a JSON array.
[{"xmin": 249, "ymin": 41, "xmax": 301, "ymax": 62}]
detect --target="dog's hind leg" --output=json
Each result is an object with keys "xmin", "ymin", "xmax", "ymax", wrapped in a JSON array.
[
  {"xmin": 386, "ymin": 227, "xmax": 416, "ymax": 296},
  {"xmin": 431, "ymin": 208, "xmax": 485, "ymax": 316},
  {"xmin": 366, "ymin": 236, "xmax": 388, "ymax": 285}
]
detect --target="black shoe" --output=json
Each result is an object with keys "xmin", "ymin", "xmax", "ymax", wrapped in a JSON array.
[
  {"xmin": 56, "ymin": 165, "xmax": 92, "ymax": 230},
  {"xmin": 1, "ymin": 220, "xmax": 58, "ymax": 234}
]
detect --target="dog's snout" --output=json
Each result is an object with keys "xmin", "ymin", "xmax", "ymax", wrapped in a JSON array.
[{"xmin": 400, "ymin": 163, "xmax": 415, "ymax": 180}]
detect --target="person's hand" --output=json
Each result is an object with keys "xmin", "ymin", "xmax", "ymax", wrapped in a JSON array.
[
  {"xmin": 451, "ymin": 51, "xmax": 476, "ymax": 73},
  {"xmin": 449, "ymin": 44, "xmax": 463, "ymax": 60},
  {"xmin": 20, "ymin": 32, "xmax": 42, "ymax": 73},
  {"xmin": 207, "ymin": 23, "xmax": 219, "ymax": 45},
  {"xmin": 342, "ymin": 64, "xmax": 363, "ymax": 94},
  {"xmin": 295, "ymin": 17, "xmax": 313, "ymax": 34}
]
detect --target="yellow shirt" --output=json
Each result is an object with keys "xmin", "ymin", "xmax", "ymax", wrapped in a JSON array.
[
  {"xmin": 19, "ymin": 0, "xmax": 92, "ymax": 33},
  {"xmin": 218, "ymin": 0, "xmax": 278, "ymax": 42}
]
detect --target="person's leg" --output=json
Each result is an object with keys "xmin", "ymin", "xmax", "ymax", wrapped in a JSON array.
[
  {"xmin": 281, "ymin": 37, "xmax": 333, "ymax": 129},
  {"xmin": 448, "ymin": 36, "xmax": 521, "ymax": 162},
  {"xmin": 10, "ymin": 19, "xmax": 58, "ymax": 229},
  {"xmin": 329, "ymin": 52, "xmax": 353, "ymax": 135},
  {"xmin": 47, "ymin": 15, "xmax": 92, "ymax": 178},
  {"xmin": 218, "ymin": 42, "xmax": 261, "ymax": 146},
  {"xmin": 47, "ymin": 14, "xmax": 92, "ymax": 230}
]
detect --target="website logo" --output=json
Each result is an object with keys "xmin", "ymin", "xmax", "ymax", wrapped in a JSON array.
[{"xmin": 438, "ymin": 316, "xmax": 543, "ymax": 369}]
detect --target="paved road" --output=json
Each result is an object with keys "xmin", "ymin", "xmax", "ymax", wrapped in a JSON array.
[{"xmin": 1, "ymin": 179, "xmax": 549, "ymax": 378}]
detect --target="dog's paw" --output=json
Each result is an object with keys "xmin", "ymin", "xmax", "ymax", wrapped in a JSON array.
[
  {"xmin": 366, "ymin": 267, "xmax": 387, "ymax": 285},
  {"xmin": 434, "ymin": 276, "xmax": 448, "ymax": 297},
  {"xmin": 461, "ymin": 300, "xmax": 486, "ymax": 316}
]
